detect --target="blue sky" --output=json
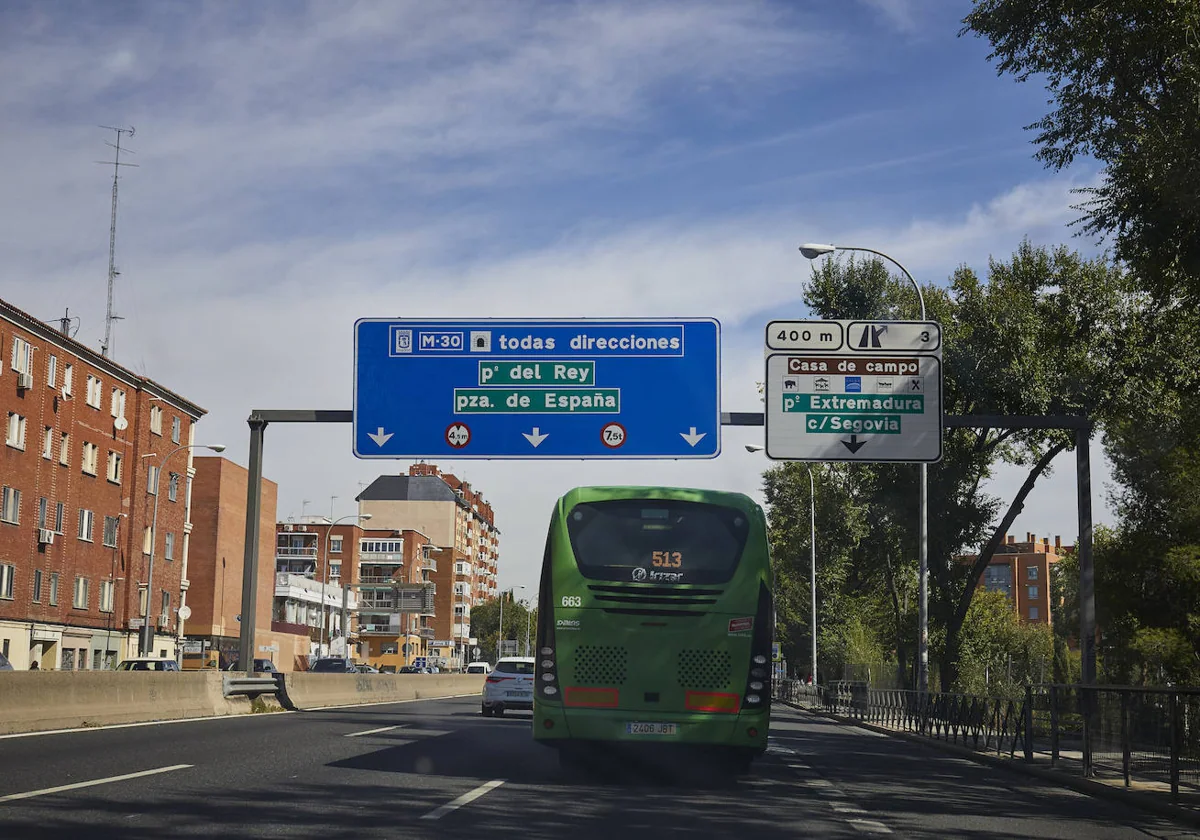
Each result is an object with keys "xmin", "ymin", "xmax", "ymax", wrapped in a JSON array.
[{"xmin": 0, "ymin": 0, "xmax": 1109, "ymax": 594}]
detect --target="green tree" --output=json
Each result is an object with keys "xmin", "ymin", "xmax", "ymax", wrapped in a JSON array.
[
  {"xmin": 469, "ymin": 594, "xmax": 536, "ymax": 663},
  {"xmin": 794, "ymin": 243, "xmax": 1139, "ymax": 690},
  {"xmin": 961, "ymin": 1, "xmax": 1200, "ymax": 300}
]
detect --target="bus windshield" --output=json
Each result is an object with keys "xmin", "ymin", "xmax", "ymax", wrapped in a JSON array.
[{"xmin": 565, "ymin": 499, "xmax": 749, "ymax": 585}]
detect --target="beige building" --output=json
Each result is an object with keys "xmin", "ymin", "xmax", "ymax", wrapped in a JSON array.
[{"xmin": 356, "ymin": 464, "xmax": 498, "ymax": 669}]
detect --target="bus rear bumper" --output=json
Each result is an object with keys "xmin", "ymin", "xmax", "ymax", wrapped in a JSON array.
[{"xmin": 533, "ymin": 705, "xmax": 769, "ymax": 752}]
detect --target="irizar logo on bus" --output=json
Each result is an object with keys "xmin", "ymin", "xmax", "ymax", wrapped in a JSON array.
[{"xmin": 632, "ymin": 568, "xmax": 683, "ymax": 583}]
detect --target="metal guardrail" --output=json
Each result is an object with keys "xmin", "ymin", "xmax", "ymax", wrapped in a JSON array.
[
  {"xmin": 773, "ymin": 679, "xmax": 1200, "ymax": 803},
  {"xmin": 223, "ymin": 674, "xmax": 282, "ymax": 697}
]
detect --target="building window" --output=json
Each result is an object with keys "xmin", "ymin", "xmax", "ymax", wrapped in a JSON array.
[
  {"xmin": 6, "ymin": 412, "xmax": 26, "ymax": 449},
  {"xmin": 78, "ymin": 508, "xmax": 94, "ymax": 542},
  {"xmin": 62, "ymin": 363, "xmax": 73, "ymax": 396},
  {"xmin": 150, "ymin": 405, "xmax": 162, "ymax": 435},
  {"xmin": 982, "ymin": 565, "xmax": 1013, "ymax": 598},
  {"xmin": 33, "ymin": 569, "xmax": 42, "ymax": 603},
  {"xmin": 360, "ymin": 539, "xmax": 404, "ymax": 554},
  {"xmin": 0, "ymin": 564, "xmax": 13, "ymax": 599},
  {"xmin": 100, "ymin": 580, "xmax": 114, "ymax": 613},
  {"xmin": 1027, "ymin": 566, "xmax": 1038, "ymax": 580},
  {"xmin": 1029, "ymin": 606, "xmax": 1039, "ymax": 620},
  {"xmin": 138, "ymin": 586, "xmax": 148, "ymax": 616},
  {"xmin": 49, "ymin": 573, "xmax": 58, "ymax": 605},
  {"xmin": 330, "ymin": 536, "xmax": 343, "ymax": 554},
  {"xmin": 47, "ymin": 354, "xmax": 57, "ymax": 387},
  {"xmin": 86, "ymin": 375, "xmax": 102, "ymax": 409},
  {"xmin": 168, "ymin": 473, "xmax": 179, "ymax": 502},
  {"xmin": 106, "ymin": 451, "xmax": 122, "ymax": 484},
  {"xmin": 165, "ymin": 532, "xmax": 175, "ymax": 561},
  {"xmin": 37, "ymin": 497, "xmax": 47, "ymax": 529},
  {"xmin": 147, "ymin": 464, "xmax": 158, "ymax": 494},
  {"xmin": 1028, "ymin": 585, "xmax": 1039, "ymax": 600},
  {"xmin": 330, "ymin": 563, "xmax": 340, "ymax": 580},
  {"xmin": 171, "ymin": 416, "xmax": 181, "ymax": 444},
  {"xmin": 110, "ymin": 387, "xmax": 126, "ymax": 419},
  {"xmin": 59, "ymin": 432, "xmax": 69, "ymax": 466},
  {"xmin": 161, "ymin": 590, "xmax": 170, "ymax": 619},
  {"xmin": 42, "ymin": 426, "xmax": 52, "ymax": 459},
  {"xmin": 0, "ymin": 487, "xmax": 19, "ymax": 524},
  {"xmin": 10, "ymin": 336, "xmax": 31, "ymax": 374},
  {"xmin": 103, "ymin": 516, "xmax": 120, "ymax": 548},
  {"xmin": 143, "ymin": 526, "xmax": 152, "ymax": 555},
  {"xmin": 54, "ymin": 502, "xmax": 64, "ymax": 534},
  {"xmin": 73, "ymin": 577, "xmax": 89, "ymax": 609},
  {"xmin": 92, "ymin": 650, "xmax": 102, "ymax": 670},
  {"xmin": 82, "ymin": 442, "xmax": 99, "ymax": 476},
  {"xmin": 381, "ymin": 642, "xmax": 398, "ymax": 655}
]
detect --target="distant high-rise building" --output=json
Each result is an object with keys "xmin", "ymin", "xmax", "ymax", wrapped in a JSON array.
[{"xmin": 965, "ymin": 533, "xmax": 1072, "ymax": 626}]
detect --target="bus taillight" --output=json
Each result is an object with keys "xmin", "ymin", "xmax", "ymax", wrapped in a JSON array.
[{"xmin": 742, "ymin": 582, "xmax": 773, "ymax": 711}]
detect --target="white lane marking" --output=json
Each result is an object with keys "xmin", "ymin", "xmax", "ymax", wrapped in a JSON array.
[
  {"xmin": 805, "ymin": 778, "xmax": 834, "ymax": 787},
  {"xmin": 345, "ymin": 725, "xmax": 404, "ymax": 738},
  {"xmin": 0, "ymin": 764, "xmax": 193, "ymax": 804},
  {"xmin": 846, "ymin": 819, "xmax": 892, "ymax": 834},
  {"xmin": 831, "ymin": 802, "xmax": 867, "ymax": 814},
  {"xmin": 420, "ymin": 779, "xmax": 505, "ymax": 821}
]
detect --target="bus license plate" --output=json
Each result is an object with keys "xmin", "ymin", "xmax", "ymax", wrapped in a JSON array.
[{"xmin": 626, "ymin": 722, "xmax": 677, "ymax": 736}]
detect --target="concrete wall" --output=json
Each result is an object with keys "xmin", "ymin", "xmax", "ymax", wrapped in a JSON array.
[
  {"xmin": 0, "ymin": 671, "xmax": 251, "ymax": 734},
  {"xmin": 279, "ymin": 673, "xmax": 484, "ymax": 711}
]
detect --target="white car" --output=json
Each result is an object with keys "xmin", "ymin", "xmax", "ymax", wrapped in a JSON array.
[
  {"xmin": 466, "ymin": 661, "xmax": 491, "ymax": 675},
  {"xmin": 481, "ymin": 657, "xmax": 535, "ymax": 716}
]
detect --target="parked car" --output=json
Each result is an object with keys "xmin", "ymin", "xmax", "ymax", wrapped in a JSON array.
[
  {"xmin": 466, "ymin": 661, "xmax": 491, "ymax": 675},
  {"xmin": 227, "ymin": 659, "xmax": 278, "ymax": 674},
  {"xmin": 116, "ymin": 658, "xmax": 181, "ymax": 672},
  {"xmin": 309, "ymin": 657, "xmax": 357, "ymax": 674},
  {"xmin": 355, "ymin": 663, "xmax": 380, "ymax": 674},
  {"xmin": 0, "ymin": 651, "xmax": 13, "ymax": 671},
  {"xmin": 481, "ymin": 657, "xmax": 535, "ymax": 717},
  {"xmin": 397, "ymin": 665, "xmax": 421, "ymax": 674}
]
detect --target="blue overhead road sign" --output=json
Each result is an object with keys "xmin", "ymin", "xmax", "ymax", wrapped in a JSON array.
[{"xmin": 353, "ymin": 319, "xmax": 721, "ymax": 459}]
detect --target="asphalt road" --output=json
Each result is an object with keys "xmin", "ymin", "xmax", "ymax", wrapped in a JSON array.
[{"xmin": 0, "ymin": 694, "xmax": 1196, "ymax": 839}]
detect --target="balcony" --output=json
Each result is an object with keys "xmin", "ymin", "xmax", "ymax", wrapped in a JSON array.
[
  {"xmin": 359, "ymin": 551, "xmax": 404, "ymax": 563},
  {"xmin": 359, "ymin": 574, "xmax": 400, "ymax": 585},
  {"xmin": 271, "ymin": 620, "xmax": 311, "ymax": 637},
  {"xmin": 275, "ymin": 546, "xmax": 318, "ymax": 559},
  {"xmin": 417, "ymin": 627, "xmax": 436, "ymax": 640},
  {"xmin": 421, "ymin": 556, "xmax": 437, "ymax": 571},
  {"xmin": 360, "ymin": 623, "xmax": 400, "ymax": 636}
]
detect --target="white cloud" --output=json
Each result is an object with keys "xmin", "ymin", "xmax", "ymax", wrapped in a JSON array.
[{"xmin": 0, "ymin": 1, "xmax": 1115, "ymax": 595}]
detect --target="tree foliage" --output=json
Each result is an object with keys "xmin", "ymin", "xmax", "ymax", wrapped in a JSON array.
[
  {"xmin": 469, "ymin": 594, "xmax": 536, "ymax": 664},
  {"xmin": 961, "ymin": 1, "xmax": 1200, "ymax": 300},
  {"xmin": 765, "ymin": 242, "xmax": 1141, "ymax": 690}
]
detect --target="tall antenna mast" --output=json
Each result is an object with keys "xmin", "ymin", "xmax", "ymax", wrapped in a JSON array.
[{"xmin": 96, "ymin": 125, "xmax": 137, "ymax": 358}]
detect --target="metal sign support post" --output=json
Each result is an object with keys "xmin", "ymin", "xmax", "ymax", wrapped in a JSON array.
[{"xmin": 236, "ymin": 409, "xmax": 1094, "ymax": 690}]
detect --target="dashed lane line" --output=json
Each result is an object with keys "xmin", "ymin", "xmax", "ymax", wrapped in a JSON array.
[
  {"xmin": 345, "ymin": 725, "xmax": 405, "ymax": 737},
  {"xmin": 420, "ymin": 779, "xmax": 506, "ymax": 820},
  {"xmin": 0, "ymin": 764, "xmax": 193, "ymax": 804},
  {"xmin": 846, "ymin": 819, "xmax": 892, "ymax": 834}
]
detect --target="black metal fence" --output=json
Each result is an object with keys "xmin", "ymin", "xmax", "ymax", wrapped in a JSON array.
[{"xmin": 773, "ymin": 679, "xmax": 1200, "ymax": 803}]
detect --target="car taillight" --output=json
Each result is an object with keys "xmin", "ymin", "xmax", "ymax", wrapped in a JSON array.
[
  {"xmin": 742, "ymin": 582, "xmax": 773, "ymax": 712},
  {"xmin": 486, "ymin": 675, "xmax": 505, "ymax": 684}
]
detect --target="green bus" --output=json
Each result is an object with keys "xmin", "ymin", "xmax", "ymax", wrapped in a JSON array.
[{"xmin": 532, "ymin": 486, "xmax": 774, "ymax": 770}]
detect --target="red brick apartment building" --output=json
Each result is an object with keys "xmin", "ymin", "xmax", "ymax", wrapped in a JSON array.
[
  {"xmin": 0, "ymin": 298, "xmax": 205, "ymax": 670},
  {"xmin": 969, "ymin": 533, "xmax": 1073, "ymax": 626}
]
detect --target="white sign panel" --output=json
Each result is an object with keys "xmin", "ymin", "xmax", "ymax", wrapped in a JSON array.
[{"xmin": 765, "ymin": 320, "xmax": 943, "ymax": 463}]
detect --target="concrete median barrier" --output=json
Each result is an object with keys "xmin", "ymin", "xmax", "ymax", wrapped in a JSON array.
[
  {"xmin": 278, "ymin": 673, "xmax": 485, "ymax": 711},
  {"xmin": 0, "ymin": 671, "xmax": 253, "ymax": 735}
]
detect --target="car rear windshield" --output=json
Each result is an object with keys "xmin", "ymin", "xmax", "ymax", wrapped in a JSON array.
[
  {"xmin": 493, "ymin": 661, "xmax": 534, "ymax": 675},
  {"xmin": 566, "ymin": 499, "xmax": 750, "ymax": 585}
]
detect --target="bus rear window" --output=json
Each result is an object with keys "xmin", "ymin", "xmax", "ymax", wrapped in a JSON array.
[{"xmin": 566, "ymin": 500, "xmax": 749, "ymax": 584}]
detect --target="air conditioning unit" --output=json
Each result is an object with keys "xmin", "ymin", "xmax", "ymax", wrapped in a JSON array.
[
  {"xmin": 157, "ymin": 614, "xmax": 170, "ymax": 629},
  {"xmin": 17, "ymin": 372, "xmax": 33, "ymax": 390},
  {"xmin": 38, "ymin": 528, "xmax": 55, "ymax": 545}
]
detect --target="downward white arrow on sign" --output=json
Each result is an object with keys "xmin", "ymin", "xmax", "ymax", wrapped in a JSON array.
[
  {"xmin": 680, "ymin": 427, "xmax": 706, "ymax": 447},
  {"xmin": 368, "ymin": 427, "xmax": 394, "ymax": 447},
  {"xmin": 523, "ymin": 427, "xmax": 549, "ymax": 447}
]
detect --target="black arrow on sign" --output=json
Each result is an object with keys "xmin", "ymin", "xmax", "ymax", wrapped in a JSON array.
[{"xmin": 842, "ymin": 434, "xmax": 866, "ymax": 454}]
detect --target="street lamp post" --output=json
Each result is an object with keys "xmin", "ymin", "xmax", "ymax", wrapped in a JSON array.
[
  {"xmin": 799, "ymin": 242, "xmax": 929, "ymax": 693},
  {"xmin": 106, "ymin": 512, "xmax": 127, "ymax": 667},
  {"xmin": 334, "ymin": 513, "xmax": 371, "ymax": 660},
  {"xmin": 746, "ymin": 445, "xmax": 817, "ymax": 684},
  {"xmin": 497, "ymin": 585, "xmax": 524, "ymax": 661},
  {"xmin": 141, "ymin": 442, "xmax": 225, "ymax": 656}
]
